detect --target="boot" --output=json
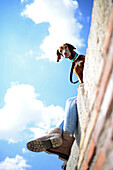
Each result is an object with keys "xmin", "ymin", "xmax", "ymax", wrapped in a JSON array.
[
  {"xmin": 27, "ymin": 127, "xmax": 63, "ymax": 152},
  {"xmin": 45, "ymin": 131, "xmax": 75, "ymax": 161}
]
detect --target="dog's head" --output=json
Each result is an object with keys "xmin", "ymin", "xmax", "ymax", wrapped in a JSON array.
[{"xmin": 56, "ymin": 43, "xmax": 76, "ymax": 62}]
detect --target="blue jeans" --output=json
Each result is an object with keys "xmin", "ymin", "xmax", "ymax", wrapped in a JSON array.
[{"xmin": 57, "ymin": 97, "xmax": 78, "ymax": 135}]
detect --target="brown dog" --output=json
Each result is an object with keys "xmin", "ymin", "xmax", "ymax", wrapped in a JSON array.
[{"xmin": 56, "ymin": 43, "xmax": 85, "ymax": 83}]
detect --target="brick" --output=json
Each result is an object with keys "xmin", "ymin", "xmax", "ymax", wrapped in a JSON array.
[
  {"xmin": 95, "ymin": 8, "xmax": 113, "ymax": 113},
  {"xmin": 102, "ymin": 8, "xmax": 113, "ymax": 55},
  {"xmin": 81, "ymin": 160, "xmax": 88, "ymax": 170},
  {"xmin": 105, "ymin": 96, "xmax": 113, "ymax": 119},
  {"xmin": 80, "ymin": 139, "xmax": 96, "ymax": 170},
  {"xmin": 102, "ymin": 150, "xmax": 113, "ymax": 170},
  {"xmin": 89, "ymin": 87, "xmax": 99, "ymax": 112},
  {"xmin": 77, "ymin": 110, "xmax": 98, "ymax": 169},
  {"xmin": 86, "ymin": 139, "xmax": 96, "ymax": 164},
  {"xmin": 78, "ymin": 87, "xmax": 112, "ymax": 169},
  {"xmin": 93, "ymin": 75, "xmax": 113, "ymax": 143},
  {"xmin": 104, "ymin": 126, "xmax": 113, "ymax": 153},
  {"xmin": 84, "ymin": 109, "xmax": 98, "ymax": 146},
  {"xmin": 93, "ymin": 115, "xmax": 105, "ymax": 143},
  {"xmin": 93, "ymin": 148, "xmax": 106, "ymax": 170},
  {"xmin": 95, "ymin": 42, "xmax": 113, "ymax": 113},
  {"xmin": 80, "ymin": 114, "xmax": 90, "ymax": 150},
  {"xmin": 112, "ymin": 112, "xmax": 113, "ymax": 126}
]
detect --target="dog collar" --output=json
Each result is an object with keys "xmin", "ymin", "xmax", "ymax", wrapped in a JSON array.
[{"xmin": 71, "ymin": 52, "xmax": 78, "ymax": 62}]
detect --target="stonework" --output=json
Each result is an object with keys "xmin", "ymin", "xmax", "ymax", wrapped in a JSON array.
[
  {"xmin": 84, "ymin": 0, "xmax": 112, "ymax": 105},
  {"xmin": 66, "ymin": 0, "xmax": 113, "ymax": 169}
]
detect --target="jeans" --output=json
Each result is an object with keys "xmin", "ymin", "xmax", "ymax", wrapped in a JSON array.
[{"xmin": 57, "ymin": 97, "xmax": 78, "ymax": 135}]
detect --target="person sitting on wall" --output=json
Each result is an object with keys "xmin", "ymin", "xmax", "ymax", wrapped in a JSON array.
[{"xmin": 26, "ymin": 97, "xmax": 78, "ymax": 162}]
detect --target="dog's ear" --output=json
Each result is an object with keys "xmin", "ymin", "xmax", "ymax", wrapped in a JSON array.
[
  {"xmin": 56, "ymin": 49, "xmax": 61, "ymax": 62},
  {"xmin": 65, "ymin": 43, "xmax": 76, "ymax": 51}
]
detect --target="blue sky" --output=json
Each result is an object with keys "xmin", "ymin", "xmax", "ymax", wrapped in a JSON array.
[{"xmin": 0, "ymin": 0, "xmax": 93, "ymax": 169}]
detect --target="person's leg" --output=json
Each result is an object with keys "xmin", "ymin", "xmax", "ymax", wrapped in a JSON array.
[
  {"xmin": 56, "ymin": 120, "xmax": 64, "ymax": 132},
  {"xmin": 27, "ymin": 96, "xmax": 78, "ymax": 162},
  {"xmin": 46, "ymin": 97, "xmax": 78, "ymax": 161},
  {"xmin": 63, "ymin": 97, "xmax": 78, "ymax": 135},
  {"xmin": 57, "ymin": 97, "xmax": 78, "ymax": 135}
]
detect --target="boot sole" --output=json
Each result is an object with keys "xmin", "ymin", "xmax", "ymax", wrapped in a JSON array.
[
  {"xmin": 27, "ymin": 137, "xmax": 62, "ymax": 152},
  {"xmin": 58, "ymin": 154, "xmax": 69, "ymax": 162}
]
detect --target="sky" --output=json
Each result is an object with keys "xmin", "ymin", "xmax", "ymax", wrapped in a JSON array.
[{"xmin": 0, "ymin": 0, "xmax": 93, "ymax": 169}]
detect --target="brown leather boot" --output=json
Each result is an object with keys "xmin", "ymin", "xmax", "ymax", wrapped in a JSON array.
[
  {"xmin": 27, "ymin": 127, "xmax": 63, "ymax": 152},
  {"xmin": 45, "ymin": 131, "xmax": 75, "ymax": 161}
]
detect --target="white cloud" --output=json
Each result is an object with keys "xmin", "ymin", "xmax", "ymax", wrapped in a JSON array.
[
  {"xmin": 21, "ymin": 0, "xmax": 28, "ymax": 3},
  {"xmin": 22, "ymin": 148, "xmax": 28, "ymax": 154},
  {"xmin": 30, "ymin": 127, "xmax": 47, "ymax": 138},
  {"xmin": 0, "ymin": 155, "xmax": 31, "ymax": 170},
  {"xmin": 0, "ymin": 83, "xmax": 64, "ymax": 142},
  {"xmin": 21, "ymin": 0, "xmax": 84, "ymax": 62}
]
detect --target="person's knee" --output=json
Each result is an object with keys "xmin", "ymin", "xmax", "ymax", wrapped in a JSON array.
[{"xmin": 66, "ymin": 97, "xmax": 77, "ymax": 105}]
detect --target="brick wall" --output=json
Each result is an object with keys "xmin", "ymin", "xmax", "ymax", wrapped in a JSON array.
[{"xmin": 66, "ymin": 0, "xmax": 113, "ymax": 169}]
